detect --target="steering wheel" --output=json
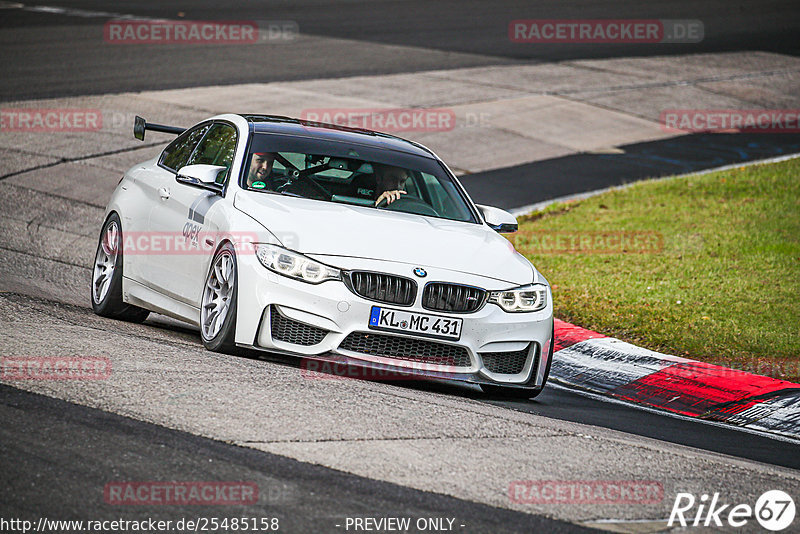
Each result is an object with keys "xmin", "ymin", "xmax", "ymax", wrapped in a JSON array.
[{"xmin": 376, "ymin": 195, "xmax": 439, "ymax": 217}]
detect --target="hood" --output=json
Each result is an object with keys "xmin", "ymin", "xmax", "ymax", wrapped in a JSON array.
[{"xmin": 234, "ymin": 191, "xmax": 534, "ymax": 285}]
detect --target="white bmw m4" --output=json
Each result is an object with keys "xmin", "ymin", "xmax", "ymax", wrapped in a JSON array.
[{"xmin": 91, "ymin": 114, "xmax": 554, "ymax": 398}]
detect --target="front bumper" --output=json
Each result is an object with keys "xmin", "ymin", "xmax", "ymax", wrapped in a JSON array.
[{"xmin": 235, "ymin": 253, "xmax": 553, "ymax": 386}]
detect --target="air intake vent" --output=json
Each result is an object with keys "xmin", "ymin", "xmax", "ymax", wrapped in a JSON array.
[
  {"xmin": 422, "ymin": 283, "xmax": 486, "ymax": 313},
  {"xmin": 480, "ymin": 344, "xmax": 535, "ymax": 375},
  {"xmin": 339, "ymin": 332, "xmax": 471, "ymax": 368},
  {"xmin": 270, "ymin": 305, "xmax": 328, "ymax": 346},
  {"xmin": 346, "ymin": 271, "xmax": 416, "ymax": 306}
]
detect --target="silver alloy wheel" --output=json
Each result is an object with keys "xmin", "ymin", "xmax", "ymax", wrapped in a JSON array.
[
  {"xmin": 201, "ymin": 250, "xmax": 235, "ymax": 340},
  {"xmin": 92, "ymin": 221, "xmax": 119, "ymax": 304}
]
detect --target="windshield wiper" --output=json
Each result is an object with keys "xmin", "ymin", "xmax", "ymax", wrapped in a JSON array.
[{"xmin": 262, "ymin": 189, "xmax": 304, "ymax": 198}]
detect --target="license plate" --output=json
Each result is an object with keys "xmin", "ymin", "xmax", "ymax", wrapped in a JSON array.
[{"xmin": 368, "ymin": 306, "xmax": 462, "ymax": 340}]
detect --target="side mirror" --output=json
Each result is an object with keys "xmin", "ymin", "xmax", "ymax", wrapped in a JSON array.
[
  {"xmin": 176, "ymin": 164, "xmax": 227, "ymax": 193},
  {"xmin": 476, "ymin": 204, "xmax": 518, "ymax": 233}
]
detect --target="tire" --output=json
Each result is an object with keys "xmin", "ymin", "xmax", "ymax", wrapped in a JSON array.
[
  {"xmin": 200, "ymin": 242, "xmax": 238, "ymax": 354},
  {"xmin": 480, "ymin": 320, "xmax": 555, "ymax": 400},
  {"xmin": 91, "ymin": 213, "xmax": 150, "ymax": 323}
]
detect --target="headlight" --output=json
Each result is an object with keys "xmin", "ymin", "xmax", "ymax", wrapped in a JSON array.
[
  {"xmin": 488, "ymin": 284, "xmax": 548, "ymax": 312},
  {"xmin": 255, "ymin": 244, "xmax": 341, "ymax": 284}
]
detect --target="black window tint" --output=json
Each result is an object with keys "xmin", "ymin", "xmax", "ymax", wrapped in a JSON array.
[
  {"xmin": 187, "ymin": 123, "xmax": 237, "ymax": 183},
  {"xmin": 161, "ymin": 124, "xmax": 210, "ymax": 171}
]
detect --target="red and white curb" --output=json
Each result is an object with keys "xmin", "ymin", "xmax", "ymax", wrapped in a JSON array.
[{"xmin": 551, "ymin": 319, "xmax": 800, "ymax": 440}]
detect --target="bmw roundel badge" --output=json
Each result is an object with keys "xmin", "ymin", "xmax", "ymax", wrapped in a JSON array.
[{"xmin": 413, "ymin": 267, "xmax": 427, "ymax": 278}]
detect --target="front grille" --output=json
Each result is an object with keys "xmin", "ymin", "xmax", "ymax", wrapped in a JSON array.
[
  {"xmin": 270, "ymin": 305, "xmax": 328, "ymax": 346},
  {"xmin": 422, "ymin": 283, "xmax": 487, "ymax": 313},
  {"xmin": 339, "ymin": 332, "xmax": 471, "ymax": 367},
  {"xmin": 346, "ymin": 271, "xmax": 416, "ymax": 306},
  {"xmin": 480, "ymin": 344, "xmax": 533, "ymax": 375}
]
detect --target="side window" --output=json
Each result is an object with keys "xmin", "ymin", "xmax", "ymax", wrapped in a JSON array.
[
  {"xmin": 186, "ymin": 123, "xmax": 238, "ymax": 183},
  {"xmin": 160, "ymin": 124, "xmax": 211, "ymax": 172}
]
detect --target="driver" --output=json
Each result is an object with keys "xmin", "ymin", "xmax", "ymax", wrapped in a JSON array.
[
  {"xmin": 373, "ymin": 163, "xmax": 409, "ymax": 206},
  {"xmin": 246, "ymin": 152, "xmax": 276, "ymax": 188}
]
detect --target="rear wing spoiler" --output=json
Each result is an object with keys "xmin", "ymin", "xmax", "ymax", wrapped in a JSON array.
[{"xmin": 134, "ymin": 115, "xmax": 186, "ymax": 141}]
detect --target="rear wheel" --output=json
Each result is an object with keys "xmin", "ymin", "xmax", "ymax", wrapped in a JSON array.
[
  {"xmin": 91, "ymin": 213, "xmax": 150, "ymax": 322},
  {"xmin": 200, "ymin": 243, "xmax": 238, "ymax": 353}
]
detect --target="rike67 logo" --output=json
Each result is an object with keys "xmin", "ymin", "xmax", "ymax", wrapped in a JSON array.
[{"xmin": 669, "ymin": 490, "xmax": 795, "ymax": 531}]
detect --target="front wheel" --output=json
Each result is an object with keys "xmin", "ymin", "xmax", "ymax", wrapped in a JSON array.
[
  {"xmin": 200, "ymin": 243, "xmax": 238, "ymax": 353},
  {"xmin": 91, "ymin": 213, "xmax": 150, "ymax": 322}
]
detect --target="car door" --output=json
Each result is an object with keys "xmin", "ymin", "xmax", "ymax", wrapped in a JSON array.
[
  {"xmin": 146, "ymin": 122, "xmax": 238, "ymax": 306},
  {"xmin": 126, "ymin": 122, "xmax": 211, "ymax": 286}
]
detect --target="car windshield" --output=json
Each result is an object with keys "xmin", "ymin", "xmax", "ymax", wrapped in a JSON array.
[{"xmin": 241, "ymin": 135, "xmax": 477, "ymax": 223}]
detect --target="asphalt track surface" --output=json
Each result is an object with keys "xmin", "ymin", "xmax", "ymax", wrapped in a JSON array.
[
  {"xmin": 2, "ymin": 1, "xmax": 800, "ymax": 530},
  {"xmin": 0, "ymin": 384, "xmax": 592, "ymax": 533},
  {"xmin": 462, "ymin": 132, "xmax": 800, "ymax": 210},
  {"xmin": 1, "ymin": 0, "xmax": 800, "ymax": 100}
]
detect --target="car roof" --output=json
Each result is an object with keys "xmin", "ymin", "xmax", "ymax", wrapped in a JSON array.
[{"xmin": 241, "ymin": 114, "xmax": 437, "ymax": 159}]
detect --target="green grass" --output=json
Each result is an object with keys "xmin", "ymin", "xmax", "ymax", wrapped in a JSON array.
[{"xmin": 512, "ymin": 157, "xmax": 800, "ymax": 382}]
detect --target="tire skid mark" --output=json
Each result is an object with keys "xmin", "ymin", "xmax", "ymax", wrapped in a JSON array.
[{"xmin": 0, "ymin": 141, "xmax": 163, "ymax": 181}]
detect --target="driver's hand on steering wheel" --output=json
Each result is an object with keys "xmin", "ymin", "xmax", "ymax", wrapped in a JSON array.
[{"xmin": 375, "ymin": 190, "xmax": 407, "ymax": 206}]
